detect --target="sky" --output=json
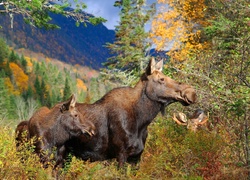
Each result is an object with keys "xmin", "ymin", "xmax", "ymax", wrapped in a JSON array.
[{"xmin": 83, "ymin": 0, "xmax": 157, "ymax": 30}]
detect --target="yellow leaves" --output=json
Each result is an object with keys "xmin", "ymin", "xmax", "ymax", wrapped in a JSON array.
[
  {"xmin": 76, "ymin": 78, "xmax": 87, "ymax": 94},
  {"xmin": 9, "ymin": 62, "xmax": 28, "ymax": 93},
  {"xmin": 4, "ymin": 77, "xmax": 19, "ymax": 95},
  {"xmin": 151, "ymin": 0, "xmax": 210, "ymax": 64},
  {"xmin": 24, "ymin": 56, "xmax": 33, "ymax": 73}
]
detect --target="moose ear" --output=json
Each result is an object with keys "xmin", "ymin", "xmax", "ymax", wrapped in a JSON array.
[
  {"xmin": 146, "ymin": 57, "xmax": 156, "ymax": 75},
  {"xmin": 69, "ymin": 94, "xmax": 76, "ymax": 108},
  {"xmin": 146, "ymin": 57, "xmax": 163, "ymax": 75},
  {"xmin": 155, "ymin": 59, "xmax": 163, "ymax": 72},
  {"xmin": 61, "ymin": 94, "xmax": 76, "ymax": 112}
]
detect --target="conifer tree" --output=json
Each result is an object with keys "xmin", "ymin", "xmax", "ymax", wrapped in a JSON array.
[
  {"xmin": 23, "ymin": 85, "xmax": 33, "ymax": 101},
  {"xmin": 63, "ymin": 77, "xmax": 71, "ymax": 101},
  {"xmin": 0, "ymin": 78, "xmax": 9, "ymax": 120},
  {"xmin": 0, "ymin": 38, "xmax": 8, "ymax": 65},
  {"xmin": 9, "ymin": 50, "xmax": 18, "ymax": 63},
  {"xmin": 40, "ymin": 78, "xmax": 47, "ymax": 105},
  {"xmin": 34, "ymin": 76, "xmax": 41, "ymax": 100},
  {"xmin": 21, "ymin": 55, "xmax": 27, "ymax": 71},
  {"xmin": 105, "ymin": 0, "xmax": 155, "ymax": 77}
]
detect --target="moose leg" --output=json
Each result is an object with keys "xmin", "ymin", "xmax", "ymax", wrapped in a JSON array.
[
  {"xmin": 117, "ymin": 151, "xmax": 127, "ymax": 167},
  {"xmin": 55, "ymin": 145, "xmax": 66, "ymax": 169}
]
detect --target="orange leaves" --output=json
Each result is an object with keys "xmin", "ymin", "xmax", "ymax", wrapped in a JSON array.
[
  {"xmin": 9, "ymin": 62, "xmax": 28, "ymax": 93},
  {"xmin": 76, "ymin": 78, "xmax": 87, "ymax": 93},
  {"xmin": 151, "ymin": 0, "xmax": 210, "ymax": 64}
]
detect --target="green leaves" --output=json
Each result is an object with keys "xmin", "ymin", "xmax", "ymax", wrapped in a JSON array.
[
  {"xmin": 1, "ymin": 0, "xmax": 106, "ymax": 29},
  {"xmin": 104, "ymin": 0, "xmax": 155, "ymax": 84}
]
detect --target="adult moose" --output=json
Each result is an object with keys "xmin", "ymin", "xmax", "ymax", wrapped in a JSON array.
[
  {"xmin": 27, "ymin": 94, "xmax": 95, "ymax": 168},
  {"xmin": 67, "ymin": 58, "xmax": 197, "ymax": 167}
]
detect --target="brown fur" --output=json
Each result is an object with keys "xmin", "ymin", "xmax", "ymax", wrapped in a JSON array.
[
  {"xmin": 27, "ymin": 94, "xmax": 95, "ymax": 168},
  {"xmin": 66, "ymin": 58, "xmax": 197, "ymax": 167},
  {"xmin": 15, "ymin": 120, "xmax": 29, "ymax": 148}
]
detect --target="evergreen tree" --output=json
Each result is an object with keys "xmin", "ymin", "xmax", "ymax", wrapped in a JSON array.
[
  {"xmin": 40, "ymin": 78, "xmax": 47, "ymax": 105},
  {"xmin": 22, "ymin": 85, "xmax": 33, "ymax": 101},
  {"xmin": 34, "ymin": 76, "xmax": 41, "ymax": 100},
  {"xmin": 105, "ymin": 0, "xmax": 155, "ymax": 77},
  {"xmin": 4, "ymin": 61, "xmax": 12, "ymax": 78},
  {"xmin": 8, "ymin": 50, "xmax": 18, "ymax": 63},
  {"xmin": 0, "ymin": 38, "xmax": 8, "ymax": 65},
  {"xmin": 21, "ymin": 55, "xmax": 27, "ymax": 71},
  {"xmin": 63, "ymin": 77, "xmax": 71, "ymax": 101},
  {"xmin": 0, "ymin": 78, "xmax": 9, "ymax": 120},
  {"xmin": 8, "ymin": 95, "xmax": 17, "ymax": 120},
  {"xmin": 35, "ymin": 62, "xmax": 40, "ymax": 73}
]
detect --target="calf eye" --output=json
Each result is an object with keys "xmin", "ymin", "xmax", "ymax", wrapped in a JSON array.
[
  {"xmin": 159, "ymin": 78, "xmax": 164, "ymax": 83},
  {"xmin": 74, "ymin": 114, "xmax": 78, "ymax": 118}
]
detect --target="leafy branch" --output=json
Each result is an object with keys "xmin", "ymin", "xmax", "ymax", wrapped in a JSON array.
[{"xmin": 0, "ymin": 0, "xmax": 106, "ymax": 29}]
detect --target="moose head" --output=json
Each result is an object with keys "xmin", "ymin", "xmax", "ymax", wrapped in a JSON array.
[
  {"xmin": 144, "ymin": 58, "xmax": 197, "ymax": 110},
  {"xmin": 60, "ymin": 94, "xmax": 95, "ymax": 137}
]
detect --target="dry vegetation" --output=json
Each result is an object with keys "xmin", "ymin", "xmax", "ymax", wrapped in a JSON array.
[{"xmin": 0, "ymin": 110, "xmax": 248, "ymax": 179}]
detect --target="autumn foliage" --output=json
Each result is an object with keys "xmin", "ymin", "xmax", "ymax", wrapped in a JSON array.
[
  {"xmin": 150, "ymin": 0, "xmax": 210, "ymax": 64},
  {"xmin": 9, "ymin": 62, "xmax": 28, "ymax": 94}
]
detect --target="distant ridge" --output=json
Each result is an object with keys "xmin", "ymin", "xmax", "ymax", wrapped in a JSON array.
[{"xmin": 0, "ymin": 10, "xmax": 115, "ymax": 69}]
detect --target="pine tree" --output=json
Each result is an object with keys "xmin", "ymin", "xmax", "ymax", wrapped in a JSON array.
[
  {"xmin": 0, "ymin": 78, "xmax": 9, "ymax": 120},
  {"xmin": 40, "ymin": 78, "xmax": 47, "ymax": 105},
  {"xmin": 63, "ymin": 77, "xmax": 71, "ymax": 101},
  {"xmin": 9, "ymin": 50, "xmax": 18, "ymax": 63},
  {"xmin": 22, "ymin": 84, "xmax": 33, "ymax": 101},
  {"xmin": 0, "ymin": 38, "xmax": 8, "ymax": 65},
  {"xmin": 34, "ymin": 76, "xmax": 41, "ymax": 100},
  {"xmin": 4, "ymin": 61, "xmax": 12, "ymax": 78},
  {"xmin": 105, "ymin": 0, "xmax": 155, "ymax": 77},
  {"xmin": 21, "ymin": 55, "xmax": 27, "ymax": 71}
]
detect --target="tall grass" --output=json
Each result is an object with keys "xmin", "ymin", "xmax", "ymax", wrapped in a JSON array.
[{"xmin": 0, "ymin": 116, "xmax": 248, "ymax": 180}]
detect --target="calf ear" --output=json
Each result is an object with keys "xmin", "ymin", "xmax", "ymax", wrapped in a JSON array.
[
  {"xmin": 61, "ymin": 94, "xmax": 76, "ymax": 112},
  {"xmin": 69, "ymin": 94, "xmax": 76, "ymax": 108}
]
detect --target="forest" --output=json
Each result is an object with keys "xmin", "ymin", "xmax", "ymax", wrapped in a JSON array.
[{"xmin": 0, "ymin": 0, "xmax": 249, "ymax": 179}]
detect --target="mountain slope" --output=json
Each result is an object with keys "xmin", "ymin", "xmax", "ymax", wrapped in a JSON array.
[{"xmin": 0, "ymin": 12, "xmax": 115, "ymax": 69}]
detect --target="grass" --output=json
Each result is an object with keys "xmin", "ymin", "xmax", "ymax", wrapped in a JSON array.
[{"xmin": 0, "ymin": 116, "xmax": 248, "ymax": 180}]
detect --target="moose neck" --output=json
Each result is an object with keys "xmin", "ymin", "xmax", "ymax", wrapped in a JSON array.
[
  {"xmin": 49, "ymin": 120, "xmax": 70, "ymax": 147},
  {"xmin": 134, "ymin": 80, "xmax": 163, "ymax": 126}
]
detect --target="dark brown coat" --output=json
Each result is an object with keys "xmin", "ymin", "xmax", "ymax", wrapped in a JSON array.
[
  {"xmin": 28, "ymin": 94, "xmax": 95, "ymax": 168},
  {"xmin": 15, "ymin": 120, "xmax": 29, "ymax": 148},
  {"xmin": 66, "ymin": 58, "xmax": 197, "ymax": 166}
]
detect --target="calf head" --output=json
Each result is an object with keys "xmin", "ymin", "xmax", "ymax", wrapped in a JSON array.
[
  {"xmin": 145, "ymin": 58, "xmax": 197, "ymax": 109},
  {"xmin": 60, "ymin": 94, "xmax": 95, "ymax": 137},
  {"xmin": 173, "ymin": 109, "xmax": 208, "ymax": 132}
]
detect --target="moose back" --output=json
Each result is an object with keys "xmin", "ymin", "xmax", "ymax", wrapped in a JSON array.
[{"xmin": 67, "ymin": 58, "xmax": 197, "ymax": 166}]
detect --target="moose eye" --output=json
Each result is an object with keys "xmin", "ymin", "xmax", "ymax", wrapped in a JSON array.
[
  {"xmin": 74, "ymin": 114, "xmax": 78, "ymax": 118},
  {"xmin": 159, "ymin": 78, "xmax": 164, "ymax": 83}
]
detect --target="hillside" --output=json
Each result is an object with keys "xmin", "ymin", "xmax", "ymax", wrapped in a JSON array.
[{"xmin": 0, "ymin": 12, "xmax": 115, "ymax": 69}]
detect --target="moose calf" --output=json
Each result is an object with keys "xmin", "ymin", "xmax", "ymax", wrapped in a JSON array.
[{"xmin": 27, "ymin": 94, "xmax": 95, "ymax": 168}]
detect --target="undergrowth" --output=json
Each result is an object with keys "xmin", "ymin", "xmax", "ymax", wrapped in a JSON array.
[{"xmin": 0, "ymin": 116, "xmax": 248, "ymax": 180}]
